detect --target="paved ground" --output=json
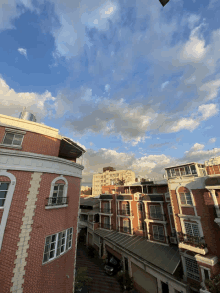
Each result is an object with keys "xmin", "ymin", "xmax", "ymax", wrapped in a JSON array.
[{"xmin": 75, "ymin": 243, "xmax": 122, "ymax": 293}]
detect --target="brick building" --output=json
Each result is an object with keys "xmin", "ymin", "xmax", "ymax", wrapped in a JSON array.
[
  {"xmin": 0, "ymin": 112, "xmax": 85, "ymax": 293},
  {"xmin": 86, "ymin": 181, "xmax": 189, "ymax": 293},
  {"xmin": 165, "ymin": 159, "xmax": 220, "ymax": 293}
]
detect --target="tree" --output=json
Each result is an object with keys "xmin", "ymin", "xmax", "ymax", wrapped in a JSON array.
[{"xmin": 75, "ymin": 267, "xmax": 93, "ymax": 291}]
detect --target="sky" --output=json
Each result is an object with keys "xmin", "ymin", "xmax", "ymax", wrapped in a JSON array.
[{"xmin": 0, "ymin": 0, "xmax": 220, "ymax": 185}]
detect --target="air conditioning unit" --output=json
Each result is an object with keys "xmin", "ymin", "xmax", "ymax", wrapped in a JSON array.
[{"xmin": 170, "ymin": 237, "xmax": 177, "ymax": 244}]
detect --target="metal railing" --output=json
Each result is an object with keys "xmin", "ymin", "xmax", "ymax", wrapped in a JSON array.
[
  {"xmin": 99, "ymin": 223, "xmax": 113, "ymax": 230},
  {"xmin": 177, "ymin": 232, "xmax": 207, "ymax": 249},
  {"xmin": 146, "ymin": 213, "xmax": 167, "ymax": 221},
  {"xmin": 46, "ymin": 197, "xmax": 68, "ymax": 206},
  {"xmin": 100, "ymin": 208, "xmax": 113, "ymax": 214},
  {"xmin": 117, "ymin": 226, "xmax": 133, "ymax": 234},
  {"xmin": 117, "ymin": 210, "xmax": 134, "ymax": 216}
]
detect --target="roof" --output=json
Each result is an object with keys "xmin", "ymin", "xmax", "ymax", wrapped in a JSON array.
[
  {"xmin": 80, "ymin": 207, "xmax": 99, "ymax": 215},
  {"xmin": 142, "ymin": 194, "xmax": 164, "ymax": 202},
  {"xmin": 80, "ymin": 197, "xmax": 100, "ymax": 206},
  {"xmin": 100, "ymin": 194, "xmax": 113, "ymax": 199},
  {"xmin": 94, "ymin": 229, "xmax": 180, "ymax": 275},
  {"xmin": 165, "ymin": 162, "xmax": 196, "ymax": 169},
  {"xmin": 116, "ymin": 195, "xmax": 132, "ymax": 200},
  {"xmin": 59, "ymin": 137, "xmax": 85, "ymax": 159}
]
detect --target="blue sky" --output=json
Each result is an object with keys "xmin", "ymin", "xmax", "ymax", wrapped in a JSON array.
[{"xmin": 0, "ymin": 0, "xmax": 220, "ymax": 185}]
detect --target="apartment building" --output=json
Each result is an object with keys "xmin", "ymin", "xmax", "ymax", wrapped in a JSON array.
[
  {"xmin": 88, "ymin": 181, "xmax": 189, "ymax": 293},
  {"xmin": 92, "ymin": 167, "xmax": 135, "ymax": 196},
  {"xmin": 165, "ymin": 158, "xmax": 220, "ymax": 293},
  {"xmin": 0, "ymin": 112, "xmax": 85, "ymax": 293}
]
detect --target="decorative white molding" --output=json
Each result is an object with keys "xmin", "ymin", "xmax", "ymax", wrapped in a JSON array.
[
  {"xmin": 5, "ymin": 128, "xmax": 26, "ymax": 135},
  {"xmin": 0, "ymin": 148, "xmax": 83, "ymax": 178},
  {"xmin": 178, "ymin": 214, "xmax": 201, "ymax": 220},
  {"xmin": 0, "ymin": 171, "xmax": 16, "ymax": 251},
  {"xmin": 195, "ymin": 254, "xmax": 218, "ymax": 266},
  {"xmin": 179, "ymin": 243, "xmax": 208, "ymax": 255},
  {"xmin": 45, "ymin": 204, "xmax": 68, "ymax": 210}
]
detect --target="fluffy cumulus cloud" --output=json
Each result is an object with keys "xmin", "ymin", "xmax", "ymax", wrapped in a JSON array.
[
  {"xmin": 0, "ymin": 78, "xmax": 56, "ymax": 120},
  {"xmin": 18, "ymin": 48, "xmax": 27, "ymax": 58},
  {"xmin": 198, "ymin": 103, "xmax": 219, "ymax": 120},
  {"xmin": 208, "ymin": 137, "xmax": 216, "ymax": 144}
]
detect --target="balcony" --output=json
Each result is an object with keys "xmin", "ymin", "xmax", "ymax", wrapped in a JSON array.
[
  {"xmin": 146, "ymin": 213, "xmax": 167, "ymax": 222},
  {"xmin": 177, "ymin": 232, "xmax": 208, "ymax": 255},
  {"xmin": 117, "ymin": 226, "xmax": 133, "ymax": 235},
  {"xmin": 117, "ymin": 210, "xmax": 134, "ymax": 217},
  {"xmin": 99, "ymin": 223, "xmax": 113, "ymax": 230},
  {"xmin": 99, "ymin": 208, "xmax": 113, "ymax": 214},
  {"xmin": 45, "ymin": 197, "xmax": 68, "ymax": 208}
]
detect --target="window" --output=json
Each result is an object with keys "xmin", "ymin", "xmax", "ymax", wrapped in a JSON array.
[
  {"xmin": 2, "ymin": 132, "xmax": 24, "ymax": 146},
  {"xmin": 123, "ymin": 219, "xmax": 130, "ymax": 232},
  {"xmin": 201, "ymin": 267, "xmax": 210, "ymax": 282},
  {"xmin": 51, "ymin": 184, "xmax": 65, "ymax": 205},
  {"xmin": 150, "ymin": 205, "xmax": 162, "ymax": 219},
  {"xmin": 184, "ymin": 222, "xmax": 200, "ymax": 238},
  {"xmin": 153, "ymin": 225, "xmax": 165, "ymax": 241},
  {"xmin": 138, "ymin": 203, "xmax": 142, "ymax": 211},
  {"xmin": 180, "ymin": 167, "xmax": 186, "ymax": 176},
  {"xmin": 175, "ymin": 169, "xmax": 180, "ymax": 176},
  {"xmin": 167, "ymin": 170, "xmax": 171, "ymax": 178},
  {"xmin": 0, "ymin": 182, "xmax": 10, "ymax": 207},
  {"xmin": 190, "ymin": 165, "xmax": 197, "ymax": 175},
  {"xmin": 185, "ymin": 257, "xmax": 200, "ymax": 281},
  {"xmin": 122, "ymin": 203, "xmax": 130, "ymax": 215},
  {"xmin": 179, "ymin": 192, "xmax": 193, "ymax": 205},
  {"xmin": 43, "ymin": 228, "xmax": 73, "ymax": 264},
  {"xmin": 168, "ymin": 205, "xmax": 173, "ymax": 215}
]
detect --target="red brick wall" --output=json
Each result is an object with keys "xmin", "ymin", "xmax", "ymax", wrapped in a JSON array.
[
  {"xmin": 0, "ymin": 170, "xmax": 33, "ymax": 293},
  {"xmin": 192, "ymin": 189, "xmax": 220, "ymax": 257},
  {"xmin": 181, "ymin": 207, "xmax": 195, "ymax": 215},
  {"xmin": 23, "ymin": 173, "xmax": 81, "ymax": 293},
  {"xmin": 0, "ymin": 126, "xmax": 60, "ymax": 157},
  {"xmin": 0, "ymin": 171, "xmax": 81, "ymax": 293}
]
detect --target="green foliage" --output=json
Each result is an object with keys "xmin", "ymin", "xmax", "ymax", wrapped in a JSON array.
[
  {"xmin": 205, "ymin": 275, "xmax": 220, "ymax": 293},
  {"xmin": 116, "ymin": 271, "xmax": 134, "ymax": 291},
  {"xmin": 75, "ymin": 267, "xmax": 93, "ymax": 291}
]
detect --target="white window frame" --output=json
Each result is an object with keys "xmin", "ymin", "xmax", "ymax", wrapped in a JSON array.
[
  {"xmin": 56, "ymin": 230, "xmax": 67, "ymax": 257},
  {"xmin": 1, "ymin": 129, "xmax": 25, "ymax": 148},
  {"xmin": 152, "ymin": 225, "xmax": 165, "ymax": 241},
  {"xmin": 200, "ymin": 266, "xmax": 211, "ymax": 283},
  {"xmin": 0, "ymin": 182, "xmax": 10, "ymax": 207},
  {"xmin": 184, "ymin": 221, "xmax": 200, "ymax": 238},
  {"xmin": 123, "ymin": 219, "xmax": 130, "ymax": 232},
  {"xmin": 179, "ymin": 192, "xmax": 193, "ymax": 206},
  {"xmin": 150, "ymin": 205, "xmax": 162, "ymax": 219},
  {"xmin": 47, "ymin": 176, "xmax": 68, "ymax": 208},
  {"xmin": 43, "ymin": 227, "xmax": 73, "ymax": 264},
  {"xmin": 184, "ymin": 256, "xmax": 200, "ymax": 281}
]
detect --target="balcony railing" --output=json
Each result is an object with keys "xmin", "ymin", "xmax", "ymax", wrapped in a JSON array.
[
  {"xmin": 99, "ymin": 223, "xmax": 113, "ymax": 230},
  {"xmin": 117, "ymin": 210, "xmax": 134, "ymax": 216},
  {"xmin": 100, "ymin": 208, "xmax": 113, "ymax": 214},
  {"xmin": 146, "ymin": 213, "xmax": 167, "ymax": 221},
  {"xmin": 117, "ymin": 226, "xmax": 133, "ymax": 234},
  {"xmin": 46, "ymin": 197, "xmax": 68, "ymax": 206},
  {"xmin": 177, "ymin": 232, "xmax": 207, "ymax": 249}
]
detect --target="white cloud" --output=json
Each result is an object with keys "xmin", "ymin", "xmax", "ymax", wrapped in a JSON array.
[
  {"xmin": 170, "ymin": 118, "xmax": 199, "ymax": 133},
  {"xmin": 198, "ymin": 103, "xmax": 218, "ymax": 120},
  {"xmin": 0, "ymin": 78, "xmax": 56, "ymax": 120},
  {"xmin": 161, "ymin": 81, "xmax": 169, "ymax": 90},
  {"xmin": 189, "ymin": 143, "xmax": 205, "ymax": 152},
  {"xmin": 208, "ymin": 137, "xmax": 216, "ymax": 144},
  {"xmin": 199, "ymin": 79, "xmax": 220, "ymax": 101},
  {"xmin": 18, "ymin": 48, "xmax": 27, "ymax": 59}
]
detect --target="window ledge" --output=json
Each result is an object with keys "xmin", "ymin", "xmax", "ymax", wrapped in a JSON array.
[
  {"xmin": 179, "ymin": 242, "xmax": 208, "ymax": 255},
  {"xmin": 178, "ymin": 214, "xmax": 201, "ymax": 220},
  {"xmin": 45, "ymin": 204, "xmax": 68, "ymax": 209},
  {"xmin": 0, "ymin": 144, "xmax": 22, "ymax": 149}
]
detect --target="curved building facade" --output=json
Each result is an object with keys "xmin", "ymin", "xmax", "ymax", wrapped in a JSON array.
[{"xmin": 0, "ymin": 114, "xmax": 85, "ymax": 293}]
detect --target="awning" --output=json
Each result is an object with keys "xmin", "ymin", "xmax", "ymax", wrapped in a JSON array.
[
  {"xmin": 102, "ymin": 230, "xmax": 181, "ymax": 275},
  {"xmin": 142, "ymin": 194, "xmax": 164, "ymax": 202}
]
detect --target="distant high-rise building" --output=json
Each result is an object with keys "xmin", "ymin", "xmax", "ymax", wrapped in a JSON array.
[{"xmin": 92, "ymin": 168, "xmax": 135, "ymax": 196}]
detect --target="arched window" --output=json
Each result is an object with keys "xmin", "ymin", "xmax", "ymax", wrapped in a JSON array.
[{"xmin": 48, "ymin": 176, "xmax": 68, "ymax": 207}]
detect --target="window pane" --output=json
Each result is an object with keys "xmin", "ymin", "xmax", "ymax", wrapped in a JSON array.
[
  {"xmin": 175, "ymin": 169, "xmax": 180, "ymax": 176},
  {"xmin": 43, "ymin": 253, "xmax": 49, "ymax": 263},
  {"xmin": 0, "ymin": 191, "xmax": 7, "ymax": 199},
  {"xmin": 0, "ymin": 199, "xmax": 5, "ymax": 206},
  {"xmin": 59, "ymin": 185, "xmax": 64, "ymax": 191},
  {"xmin": 180, "ymin": 193, "xmax": 186, "ymax": 204},
  {"xmin": 204, "ymin": 269, "xmax": 210, "ymax": 280},
  {"xmin": 171, "ymin": 169, "xmax": 175, "ymax": 176},
  {"xmin": 167, "ymin": 170, "xmax": 171, "ymax": 178},
  {"xmin": 13, "ymin": 134, "xmax": 23, "ymax": 146},
  {"xmin": 3, "ymin": 133, "xmax": 14, "ymax": 145},
  {"xmin": 49, "ymin": 251, "xmax": 54, "ymax": 259},
  {"xmin": 185, "ymin": 166, "xmax": 191, "ymax": 175},
  {"xmin": 190, "ymin": 165, "xmax": 197, "ymax": 175},
  {"xmin": 0, "ymin": 183, "xmax": 9, "ymax": 190},
  {"xmin": 54, "ymin": 185, "xmax": 58, "ymax": 190},
  {"xmin": 180, "ymin": 168, "xmax": 186, "ymax": 175}
]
